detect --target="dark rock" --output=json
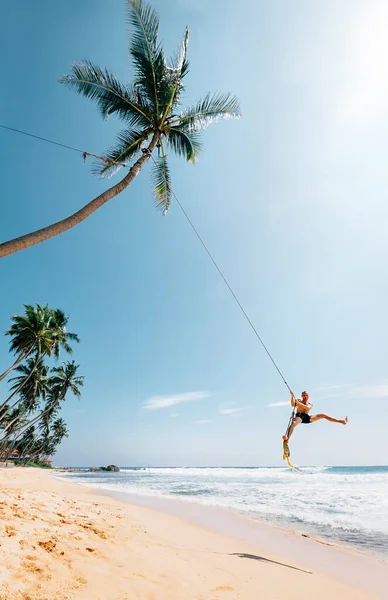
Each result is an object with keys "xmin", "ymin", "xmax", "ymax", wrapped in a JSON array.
[{"xmin": 88, "ymin": 464, "xmax": 120, "ymax": 473}]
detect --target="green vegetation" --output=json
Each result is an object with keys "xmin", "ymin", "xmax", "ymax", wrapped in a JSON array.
[
  {"xmin": 0, "ymin": 0, "xmax": 240, "ymax": 259},
  {"xmin": 24, "ymin": 460, "xmax": 53, "ymax": 469},
  {"xmin": 0, "ymin": 304, "xmax": 83, "ymax": 466}
]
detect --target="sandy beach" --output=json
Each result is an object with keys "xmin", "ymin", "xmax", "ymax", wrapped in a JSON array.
[{"xmin": 0, "ymin": 467, "xmax": 386, "ymax": 600}]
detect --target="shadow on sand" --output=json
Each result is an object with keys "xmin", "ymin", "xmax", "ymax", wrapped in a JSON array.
[{"xmin": 230, "ymin": 552, "xmax": 312, "ymax": 574}]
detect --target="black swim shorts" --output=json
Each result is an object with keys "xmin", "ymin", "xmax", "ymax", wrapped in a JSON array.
[{"xmin": 296, "ymin": 412, "xmax": 311, "ymax": 424}]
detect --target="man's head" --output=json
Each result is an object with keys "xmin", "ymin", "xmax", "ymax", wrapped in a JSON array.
[{"xmin": 301, "ymin": 391, "xmax": 309, "ymax": 403}]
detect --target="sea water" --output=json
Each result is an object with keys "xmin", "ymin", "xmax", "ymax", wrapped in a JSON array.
[{"xmin": 60, "ymin": 465, "xmax": 388, "ymax": 559}]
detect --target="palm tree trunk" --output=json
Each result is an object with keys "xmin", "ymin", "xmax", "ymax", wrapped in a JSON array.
[
  {"xmin": 0, "ymin": 402, "xmax": 58, "ymax": 449},
  {"xmin": 19, "ymin": 436, "xmax": 42, "ymax": 464},
  {"xmin": 1, "ymin": 427, "xmax": 35, "ymax": 463},
  {"xmin": 0, "ymin": 422, "xmax": 24, "ymax": 452},
  {"xmin": 0, "ymin": 423, "xmax": 20, "ymax": 454},
  {"xmin": 2, "ymin": 410, "xmax": 29, "ymax": 437},
  {"xmin": 20, "ymin": 435, "xmax": 37, "ymax": 462},
  {"xmin": 0, "ymin": 354, "xmax": 41, "ymax": 421},
  {"xmin": 0, "ymin": 134, "xmax": 159, "ymax": 259},
  {"xmin": 0, "ymin": 348, "xmax": 33, "ymax": 382},
  {"xmin": 16, "ymin": 437, "xmax": 35, "ymax": 464}
]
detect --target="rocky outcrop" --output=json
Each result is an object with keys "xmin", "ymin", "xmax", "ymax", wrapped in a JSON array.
[{"xmin": 88, "ymin": 464, "xmax": 120, "ymax": 473}]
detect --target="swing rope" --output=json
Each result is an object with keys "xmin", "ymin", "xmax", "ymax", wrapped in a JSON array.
[
  {"xmin": 149, "ymin": 155, "xmax": 293, "ymax": 393},
  {"xmin": 282, "ymin": 404, "xmax": 296, "ymax": 469},
  {"xmin": 148, "ymin": 155, "xmax": 296, "ymax": 468}
]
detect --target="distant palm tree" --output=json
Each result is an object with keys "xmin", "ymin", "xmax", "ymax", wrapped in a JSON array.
[
  {"xmin": 51, "ymin": 418, "xmax": 69, "ymax": 442},
  {"xmin": 0, "ymin": 0, "xmax": 240, "ymax": 259},
  {"xmin": 0, "ymin": 361, "xmax": 83, "ymax": 450},
  {"xmin": 0, "ymin": 304, "xmax": 52, "ymax": 382},
  {"xmin": 50, "ymin": 309, "xmax": 80, "ymax": 358},
  {"xmin": 49, "ymin": 417, "xmax": 69, "ymax": 456},
  {"xmin": 0, "ymin": 304, "xmax": 79, "ymax": 382},
  {"xmin": 0, "ymin": 406, "xmax": 27, "ymax": 454},
  {"xmin": 19, "ymin": 361, "xmax": 83, "ymax": 431},
  {"xmin": 50, "ymin": 361, "xmax": 84, "ymax": 402},
  {"xmin": 0, "ymin": 356, "xmax": 50, "ymax": 424},
  {"xmin": 16, "ymin": 425, "xmax": 36, "ymax": 463},
  {"xmin": 23, "ymin": 419, "xmax": 68, "ymax": 464}
]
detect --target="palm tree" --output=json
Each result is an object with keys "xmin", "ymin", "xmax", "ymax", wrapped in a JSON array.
[
  {"xmin": 43, "ymin": 417, "xmax": 69, "ymax": 460},
  {"xmin": 23, "ymin": 418, "xmax": 68, "ymax": 464},
  {"xmin": 0, "ymin": 304, "xmax": 49, "ymax": 382},
  {"xmin": 43, "ymin": 418, "xmax": 69, "ymax": 462},
  {"xmin": 0, "ymin": 0, "xmax": 240, "ymax": 259},
  {"xmin": 0, "ymin": 406, "xmax": 28, "ymax": 454},
  {"xmin": 51, "ymin": 417, "xmax": 69, "ymax": 443},
  {"xmin": 16, "ymin": 425, "xmax": 36, "ymax": 463},
  {"xmin": 0, "ymin": 356, "xmax": 50, "ymax": 424},
  {"xmin": 4, "ymin": 361, "xmax": 83, "ymax": 446},
  {"xmin": 50, "ymin": 309, "xmax": 80, "ymax": 358},
  {"xmin": 0, "ymin": 361, "xmax": 83, "ymax": 451},
  {"xmin": 50, "ymin": 361, "xmax": 84, "ymax": 401},
  {"xmin": 0, "ymin": 304, "xmax": 79, "ymax": 382}
]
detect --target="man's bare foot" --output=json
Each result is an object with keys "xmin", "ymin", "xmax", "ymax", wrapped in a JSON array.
[
  {"xmin": 282, "ymin": 435, "xmax": 288, "ymax": 441},
  {"xmin": 342, "ymin": 417, "xmax": 348, "ymax": 425}
]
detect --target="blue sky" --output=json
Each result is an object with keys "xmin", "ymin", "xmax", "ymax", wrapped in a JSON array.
[{"xmin": 1, "ymin": 0, "xmax": 387, "ymax": 467}]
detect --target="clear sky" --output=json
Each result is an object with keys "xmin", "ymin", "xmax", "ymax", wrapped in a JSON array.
[{"xmin": 1, "ymin": 0, "xmax": 387, "ymax": 467}]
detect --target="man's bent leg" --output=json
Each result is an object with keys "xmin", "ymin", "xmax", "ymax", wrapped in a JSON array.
[
  {"xmin": 310, "ymin": 414, "xmax": 348, "ymax": 425},
  {"xmin": 283, "ymin": 417, "xmax": 302, "ymax": 441}
]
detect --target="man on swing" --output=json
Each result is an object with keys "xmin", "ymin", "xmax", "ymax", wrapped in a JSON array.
[{"xmin": 282, "ymin": 390, "xmax": 348, "ymax": 441}]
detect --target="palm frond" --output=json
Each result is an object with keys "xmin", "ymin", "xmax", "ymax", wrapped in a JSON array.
[
  {"xmin": 160, "ymin": 27, "xmax": 190, "ymax": 125},
  {"xmin": 164, "ymin": 126, "xmax": 202, "ymax": 164},
  {"xmin": 171, "ymin": 27, "xmax": 190, "ymax": 81},
  {"xmin": 59, "ymin": 61, "xmax": 152, "ymax": 128},
  {"xmin": 93, "ymin": 128, "xmax": 151, "ymax": 178},
  {"xmin": 128, "ymin": 0, "xmax": 166, "ymax": 115},
  {"xmin": 64, "ymin": 332, "xmax": 80, "ymax": 342},
  {"xmin": 170, "ymin": 92, "xmax": 241, "ymax": 131},
  {"xmin": 50, "ymin": 309, "xmax": 79, "ymax": 358},
  {"xmin": 151, "ymin": 144, "xmax": 172, "ymax": 211},
  {"xmin": 128, "ymin": 0, "xmax": 159, "ymax": 53}
]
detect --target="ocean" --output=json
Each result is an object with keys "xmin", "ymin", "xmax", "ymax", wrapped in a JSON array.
[{"xmin": 60, "ymin": 465, "xmax": 388, "ymax": 559}]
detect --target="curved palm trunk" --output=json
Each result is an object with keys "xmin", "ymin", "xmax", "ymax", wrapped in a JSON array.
[
  {"xmin": 0, "ymin": 421, "xmax": 21, "ymax": 453},
  {"xmin": 0, "ymin": 134, "xmax": 159, "ymax": 259},
  {"xmin": 20, "ymin": 436, "xmax": 45, "ymax": 464},
  {"xmin": 0, "ymin": 402, "xmax": 59, "ymax": 449},
  {"xmin": 0, "ymin": 355, "xmax": 41, "ymax": 422},
  {"xmin": 16, "ymin": 437, "xmax": 36, "ymax": 464},
  {"xmin": 0, "ymin": 420, "xmax": 26, "ymax": 452},
  {"xmin": 1, "ymin": 426, "xmax": 35, "ymax": 461},
  {"xmin": 2, "ymin": 408, "xmax": 33, "ymax": 437},
  {"xmin": 0, "ymin": 348, "xmax": 33, "ymax": 382},
  {"xmin": 0, "ymin": 396, "xmax": 30, "ymax": 427}
]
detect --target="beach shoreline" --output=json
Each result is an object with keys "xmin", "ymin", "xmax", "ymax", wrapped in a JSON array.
[
  {"xmin": 0, "ymin": 467, "xmax": 387, "ymax": 599},
  {"xmin": 56, "ymin": 464, "xmax": 388, "ymax": 562},
  {"xmin": 61, "ymin": 476, "xmax": 388, "ymax": 595},
  {"xmin": 83, "ymin": 481, "xmax": 384, "ymax": 560}
]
